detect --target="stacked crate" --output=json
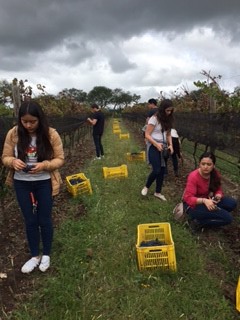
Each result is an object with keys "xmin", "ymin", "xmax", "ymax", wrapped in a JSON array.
[{"xmin": 113, "ymin": 121, "xmax": 121, "ymax": 135}]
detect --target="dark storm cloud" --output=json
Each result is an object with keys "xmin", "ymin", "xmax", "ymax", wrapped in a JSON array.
[
  {"xmin": 1, "ymin": 0, "xmax": 240, "ymax": 98},
  {"xmin": 1, "ymin": 0, "xmax": 240, "ymax": 52}
]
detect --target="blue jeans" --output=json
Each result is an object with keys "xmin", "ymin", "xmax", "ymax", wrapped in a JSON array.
[
  {"xmin": 185, "ymin": 196, "xmax": 237, "ymax": 227},
  {"xmin": 14, "ymin": 179, "xmax": 53, "ymax": 256},
  {"xmin": 93, "ymin": 134, "xmax": 104, "ymax": 157},
  {"xmin": 145, "ymin": 144, "xmax": 165, "ymax": 193}
]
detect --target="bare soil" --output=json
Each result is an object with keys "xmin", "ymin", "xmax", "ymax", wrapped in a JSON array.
[{"xmin": 0, "ymin": 121, "xmax": 240, "ymax": 318}]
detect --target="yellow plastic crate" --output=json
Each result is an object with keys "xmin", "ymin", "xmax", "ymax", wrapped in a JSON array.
[
  {"xmin": 136, "ymin": 222, "xmax": 177, "ymax": 272},
  {"xmin": 113, "ymin": 128, "xmax": 121, "ymax": 134},
  {"xmin": 126, "ymin": 151, "xmax": 146, "ymax": 161},
  {"xmin": 119, "ymin": 133, "xmax": 130, "ymax": 139},
  {"xmin": 66, "ymin": 173, "xmax": 92, "ymax": 197},
  {"xmin": 102, "ymin": 164, "xmax": 128, "ymax": 179},
  {"xmin": 237, "ymin": 276, "xmax": 240, "ymax": 312},
  {"xmin": 113, "ymin": 127, "xmax": 120, "ymax": 131}
]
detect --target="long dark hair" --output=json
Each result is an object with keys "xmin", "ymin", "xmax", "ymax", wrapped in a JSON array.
[
  {"xmin": 17, "ymin": 101, "xmax": 54, "ymax": 162},
  {"xmin": 199, "ymin": 151, "xmax": 221, "ymax": 192},
  {"xmin": 156, "ymin": 99, "xmax": 174, "ymax": 132}
]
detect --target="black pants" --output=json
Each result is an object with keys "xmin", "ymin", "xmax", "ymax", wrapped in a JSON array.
[{"xmin": 93, "ymin": 134, "xmax": 104, "ymax": 157}]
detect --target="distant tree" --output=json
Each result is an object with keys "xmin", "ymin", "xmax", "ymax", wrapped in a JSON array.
[
  {"xmin": 131, "ymin": 93, "xmax": 141, "ymax": 104},
  {"xmin": 87, "ymin": 86, "xmax": 112, "ymax": 108},
  {"xmin": 111, "ymin": 88, "xmax": 141, "ymax": 111},
  {"xmin": 0, "ymin": 80, "xmax": 12, "ymax": 105},
  {"xmin": 123, "ymin": 102, "xmax": 147, "ymax": 114},
  {"xmin": 233, "ymin": 86, "xmax": 240, "ymax": 96},
  {"xmin": 111, "ymin": 88, "xmax": 125, "ymax": 110},
  {"xmin": 59, "ymin": 88, "xmax": 87, "ymax": 103}
]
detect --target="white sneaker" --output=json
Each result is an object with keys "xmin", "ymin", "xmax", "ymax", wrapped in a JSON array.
[
  {"xmin": 39, "ymin": 255, "xmax": 50, "ymax": 272},
  {"xmin": 21, "ymin": 257, "xmax": 41, "ymax": 273},
  {"xmin": 154, "ymin": 193, "xmax": 167, "ymax": 201},
  {"xmin": 141, "ymin": 187, "xmax": 148, "ymax": 196},
  {"xmin": 94, "ymin": 157, "xmax": 101, "ymax": 160}
]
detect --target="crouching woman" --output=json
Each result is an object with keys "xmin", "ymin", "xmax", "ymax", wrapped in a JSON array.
[{"xmin": 183, "ymin": 151, "xmax": 237, "ymax": 230}]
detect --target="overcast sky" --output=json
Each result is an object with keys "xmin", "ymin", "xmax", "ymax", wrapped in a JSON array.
[{"xmin": 1, "ymin": 0, "xmax": 240, "ymax": 102}]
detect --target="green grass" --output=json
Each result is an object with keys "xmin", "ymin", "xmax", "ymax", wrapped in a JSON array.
[{"xmin": 10, "ymin": 120, "xmax": 239, "ymax": 320}]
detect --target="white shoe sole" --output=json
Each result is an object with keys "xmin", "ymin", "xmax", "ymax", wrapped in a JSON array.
[
  {"xmin": 39, "ymin": 255, "xmax": 50, "ymax": 272},
  {"xmin": 154, "ymin": 193, "xmax": 167, "ymax": 201},
  {"xmin": 141, "ymin": 188, "xmax": 148, "ymax": 196},
  {"xmin": 21, "ymin": 257, "xmax": 40, "ymax": 273}
]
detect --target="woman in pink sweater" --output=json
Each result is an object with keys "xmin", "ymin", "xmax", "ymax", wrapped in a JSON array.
[{"xmin": 183, "ymin": 151, "xmax": 237, "ymax": 230}]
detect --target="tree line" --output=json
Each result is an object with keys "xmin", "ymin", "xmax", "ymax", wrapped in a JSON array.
[
  {"xmin": 0, "ymin": 78, "xmax": 141, "ymax": 116},
  {"xmin": 1, "ymin": 70, "xmax": 240, "ymax": 117}
]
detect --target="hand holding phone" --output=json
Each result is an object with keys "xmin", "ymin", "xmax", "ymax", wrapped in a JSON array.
[
  {"xmin": 23, "ymin": 164, "xmax": 35, "ymax": 173},
  {"xmin": 212, "ymin": 196, "xmax": 220, "ymax": 204}
]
